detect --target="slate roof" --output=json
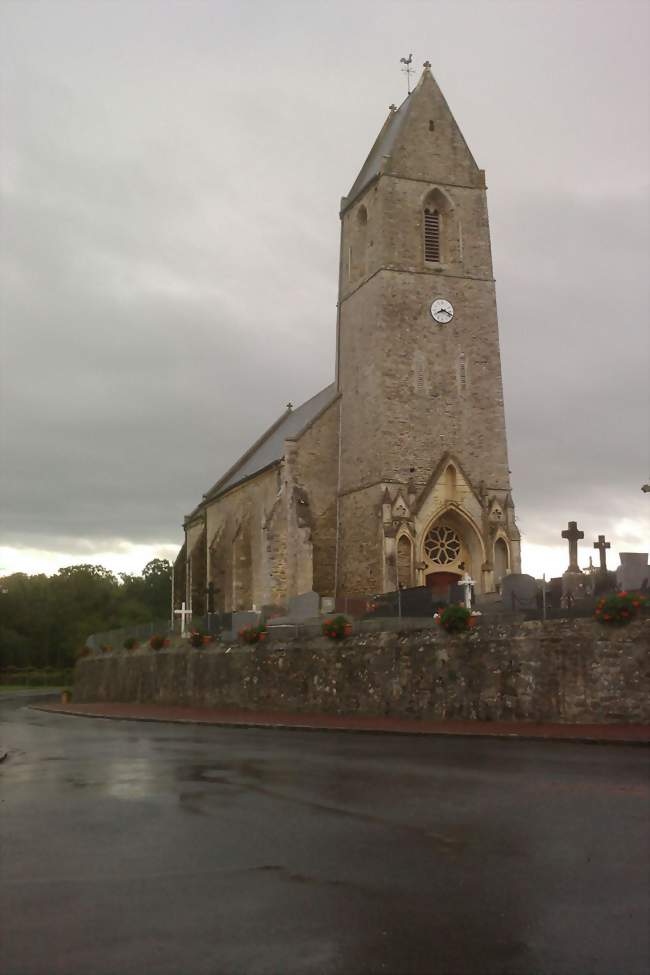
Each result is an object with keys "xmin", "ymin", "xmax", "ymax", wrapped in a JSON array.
[
  {"xmin": 344, "ymin": 95, "xmax": 412, "ymax": 208},
  {"xmin": 202, "ymin": 382, "xmax": 338, "ymax": 504}
]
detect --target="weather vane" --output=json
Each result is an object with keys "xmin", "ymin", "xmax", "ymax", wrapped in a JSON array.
[{"xmin": 400, "ymin": 53, "xmax": 414, "ymax": 94}]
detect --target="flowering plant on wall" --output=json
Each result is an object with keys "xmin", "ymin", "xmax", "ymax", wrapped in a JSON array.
[
  {"xmin": 434, "ymin": 605, "xmax": 481, "ymax": 634},
  {"xmin": 123, "ymin": 637, "xmax": 139, "ymax": 651},
  {"xmin": 594, "ymin": 592, "xmax": 647, "ymax": 625},
  {"xmin": 188, "ymin": 630, "xmax": 212, "ymax": 648},
  {"xmin": 239, "ymin": 624, "xmax": 267, "ymax": 645},
  {"xmin": 149, "ymin": 634, "xmax": 170, "ymax": 650},
  {"xmin": 322, "ymin": 615, "xmax": 353, "ymax": 640}
]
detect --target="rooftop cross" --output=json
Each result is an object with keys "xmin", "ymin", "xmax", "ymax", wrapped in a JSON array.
[
  {"xmin": 593, "ymin": 534, "xmax": 611, "ymax": 572},
  {"xmin": 561, "ymin": 521, "xmax": 584, "ymax": 572}
]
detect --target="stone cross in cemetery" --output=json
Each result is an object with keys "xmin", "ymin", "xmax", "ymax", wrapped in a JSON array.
[
  {"xmin": 460, "ymin": 572, "xmax": 476, "ymax": 611},
  {"xmin": 562, "ymin": 521, "xmax": 584, "ymax": 573},
  {"xmin": 174, "ymin": 601, "xmax": 192, "ymax": 637},
  {"xmin": 593, "ymin": 534, "xmax": 611, "ymax": 572}
]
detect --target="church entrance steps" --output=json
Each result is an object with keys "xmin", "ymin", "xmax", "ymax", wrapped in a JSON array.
[{"xmin": 29, "ymin": 702, "xmax": 650, "ymax": 745}]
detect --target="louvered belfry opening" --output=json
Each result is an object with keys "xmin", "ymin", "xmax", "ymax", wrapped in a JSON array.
[{"xmin": 424, "ymin": 208, "xmax": 441, "ymax": 262}]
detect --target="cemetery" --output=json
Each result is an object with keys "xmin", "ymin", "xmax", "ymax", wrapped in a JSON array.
[{"xmin": 75, "ymin": 521, "xmax": 649, "ymax": 725}]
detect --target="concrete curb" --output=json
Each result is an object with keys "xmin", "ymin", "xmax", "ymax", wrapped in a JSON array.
[{"xmin": 29, "ymin": 704, "xmax": 650, "ymax": 747}]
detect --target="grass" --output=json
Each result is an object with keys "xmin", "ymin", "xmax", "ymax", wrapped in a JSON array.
[{"xmin": 0, "ymin": 668, "xmax": 74, "ymax": 688}]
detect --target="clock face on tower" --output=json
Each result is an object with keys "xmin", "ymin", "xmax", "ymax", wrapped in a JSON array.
[{"xmin": 430, "ymin": 298, "xmax": 454, "ymax": 324}]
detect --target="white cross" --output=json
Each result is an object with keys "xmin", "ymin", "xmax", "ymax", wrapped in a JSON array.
[
  {"xmin": 460, "ymin": 572, "xmax": 475, "ymax": 610},
  {"xmin": 174, "ymin": 601, "xmax": 192, "ymax": 637}
]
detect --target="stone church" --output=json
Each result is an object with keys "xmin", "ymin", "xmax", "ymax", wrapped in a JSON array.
[{"xmin": 177, "ymin": 64, "xmax": 521, "ymax": 615}]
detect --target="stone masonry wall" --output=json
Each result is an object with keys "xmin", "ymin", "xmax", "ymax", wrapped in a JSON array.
[
  {"xmin": 74, "ymin": 619, "xmax": 650, "ymax": 724},
  {"xmin": 286, "ymin": 399, "xmax": 340, "ymax": 597}
]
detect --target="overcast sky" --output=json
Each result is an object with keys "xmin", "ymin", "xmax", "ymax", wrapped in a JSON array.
[{"xmin": 1, "ymin": 0, "xmax": 648, "ymax": 580}]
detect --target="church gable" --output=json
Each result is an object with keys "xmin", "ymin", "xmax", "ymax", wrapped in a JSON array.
[{"xmin": 414, "ymin": 454, "xmax": 483, "ymax": 522}]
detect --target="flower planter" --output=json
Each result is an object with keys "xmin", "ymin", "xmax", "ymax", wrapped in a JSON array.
[
  {"xmin": 323, "ymin": 616, "xmax": 352, "ymax": 640},
  {"xmin": 239, "ymin": 625, "xmax": 268, "ymax": 645}
]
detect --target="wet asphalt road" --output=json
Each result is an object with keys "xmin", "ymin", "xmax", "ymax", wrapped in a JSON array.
[{"xmin": 1, "ymin": 695, "xmax": 648, "ymax": 975}]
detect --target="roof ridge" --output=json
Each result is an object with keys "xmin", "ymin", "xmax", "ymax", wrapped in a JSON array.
[
  {"xmin": 201, "ymin": 382, "xmax": 337, "ymax": 504},
  {"xmin": 203, "ymin": 407, "xmax": 292, "ymax": 502}
]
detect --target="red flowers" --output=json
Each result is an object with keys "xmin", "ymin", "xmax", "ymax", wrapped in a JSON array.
[
  {"xmin": 595, "ymin": 592, "xmax": 647, "ymax": 625},
  {"xmin": 323, "ymin": 616, "xmax": 352, "ymax": 640},
  {"xmin": 239, "ymin": 624, "xmax": 267, "ymax": 645}
]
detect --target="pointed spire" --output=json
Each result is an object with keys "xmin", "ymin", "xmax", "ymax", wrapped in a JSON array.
[{"xmin": 343, "ymin": 63, "xmax": 481, "ymax": 210}]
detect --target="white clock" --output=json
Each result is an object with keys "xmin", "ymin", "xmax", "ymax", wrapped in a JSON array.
[{"xmin": 430, "ymin": 298, "xmax": 454, "ymax": 324}]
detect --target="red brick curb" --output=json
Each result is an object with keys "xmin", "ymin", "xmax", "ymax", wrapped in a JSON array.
[{"xmin": 30, "ymin": 702, "xmax": 650, "ymax": 745}]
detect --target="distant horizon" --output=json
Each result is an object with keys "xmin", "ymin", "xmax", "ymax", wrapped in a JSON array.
[{"xmin": 2, "ymin": 536, "xmax": 646, "ymax": 584}]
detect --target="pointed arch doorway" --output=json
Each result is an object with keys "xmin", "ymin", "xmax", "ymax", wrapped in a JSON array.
[
  {"xmin": 425, "ymin": 570, "xmax": 461, "ymax": 597},
  {"xmin": 417, "ymin": 508, "xmax": 485, "ymax": 595}
]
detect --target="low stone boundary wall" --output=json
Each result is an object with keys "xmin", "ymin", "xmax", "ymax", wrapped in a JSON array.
[{"xmin": 73, "ymin": 619, "xmax": 650, "ymax": 724}]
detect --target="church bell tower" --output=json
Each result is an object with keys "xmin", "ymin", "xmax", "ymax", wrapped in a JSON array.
[{"xmin": 335, "ymin": 64, "xmax": 520, "ymax": 597}]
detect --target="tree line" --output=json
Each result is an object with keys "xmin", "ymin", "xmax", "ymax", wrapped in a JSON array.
[{"xmin": 0, "ymin": 559, "xmax": 172, "ymax": 671}]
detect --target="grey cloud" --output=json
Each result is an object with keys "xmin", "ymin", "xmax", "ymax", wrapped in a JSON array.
[{"xmin": 1, "ymin": 0, "xmax": 648, "ymax": 564}]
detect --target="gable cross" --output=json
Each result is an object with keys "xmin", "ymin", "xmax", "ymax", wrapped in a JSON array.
[
  {"xmin": 593, "ymin": 534, "xmax": 611, "ymax": 571},
  {"xmin": 561, "ymin": 521, "xmax": 584, "ymax": 572}
]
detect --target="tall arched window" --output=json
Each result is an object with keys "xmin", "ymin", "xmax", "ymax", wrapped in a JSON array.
[
  {"xmin": 494, "ymin": 538, "xmax": 509, "ymax": 588},
  {"xmin": 397, "ymin": 535, "xmax": 413, "ymax": 588},
  {"xmin": 424, "ymin": 208, "xmax": 440, "ymax": 262},
  {"xmin": 422, "ymin": 187, "xmax": 458, "ymax": 265}
]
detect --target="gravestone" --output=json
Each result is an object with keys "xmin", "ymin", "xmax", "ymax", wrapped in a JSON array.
[
  {"xmin": 593, "ymin": 570, "xmax": 617, "ymax": 597},
  {"xmin": 593, "ymin": 535, "xmax": 611, "ymax": 572},
  {"xmin": 448, "ymin": 581, "xmax": 465, "ymax": 605},
  {"xmin": 561, "ymin": 520, "xmax": 586, "ymax": 595},
  {"xmin": 366, "ymin": 587, "xmax": 433, "ymax": 617},
  {"xmin": 399, "ymin": 586, "xmax": 433, "ymax": 617},
  {"xmin": 266, "ymin": 591, "xmax": 321, "ymax": 627},
  {"xmin": 617, "ymin": 553, "xmax": 650, "ymax": 591},
  {"xmin": 501, "ymin": 573, "xmax": 538, "ymax": 610},
  {"xmin": 288, "ymin": 591, "xmax": 320, "ymax": 619},
  {"xmin": 548, "ymin": 578, "xmax": 563, "ymax": 609},
  {"xmin": 231, "ymin": 611, "xmax": 260, "ymax": 636}
]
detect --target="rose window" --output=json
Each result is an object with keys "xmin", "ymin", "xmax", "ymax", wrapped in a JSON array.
[{"xmin": 424, "ymin": 524, "xmax": 461, "ymax": 565}]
